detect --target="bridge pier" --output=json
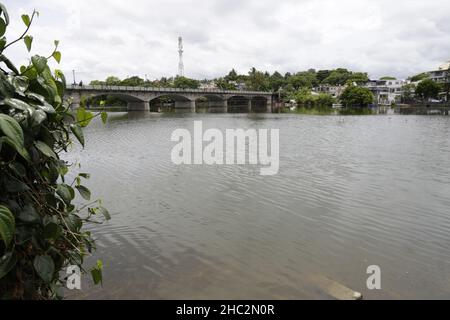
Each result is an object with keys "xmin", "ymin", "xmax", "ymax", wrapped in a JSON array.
[
  {"xmin": 266, "ymin": 99, "xmax": 273, "ymax": 113},
  {"xmin": 128, "ymin": 101, "xmax": 150, "ymax": 111},
  {"xmin": 247, "ymin": 100, "xmax": 252, "ymax": 112}
]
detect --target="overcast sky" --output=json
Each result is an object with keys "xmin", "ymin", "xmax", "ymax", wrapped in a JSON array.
[{"xmin": 3, "ymin": 0, "xmax": 450, "ymax": 82}]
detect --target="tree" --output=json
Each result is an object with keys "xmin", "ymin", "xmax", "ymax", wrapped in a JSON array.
[
  {"xmin": 316, "ymin": 70, "xmax": 331, "ymax": 83},
  {"xmin": 225, "ymin": 69, "xmax": 238, "ymax": 82},
  {"xmin": 340, "ymin": 85, "xmax": 374, "ymax": 107},
  {"xmin": 289, "ymin": 71, "xmax": 318, "ymax": 89},
  {"xmin": 215, "ymin": 77, "xmax": 235, "ymax": 90},
  {"xmin": 105, "ymin": 76, "xmax": 121, "ymax": 85},
  {"xmin": 121, "ymin": 76, "xmax": 144, "ymax": 87},
  {"xmin": 348, "ymin": 72, "xmax": 369, "ymax": 85},
  {"xmin": 415, "ymin": 79, "xmax": 440, "ymax": 100},
  {"xmin": 89, "ymin": 80, "xmax": 104, "ymax": 85},
  {"xmin": 293, "ymin": 87, "xmax": 316, "ymax": 107},
  {"xmin": 322, "ymin": 68, "xmax": 351, "ymax": 85},
  {"xmin": 0, "ymin": 5, "xmax": 107, "ymax": 299},
  {"xmin": 441, "ymin": 81, "xmax": 450, "ymax": 102},
  {"xmin": 409, "ymin": 72, "xmax": 430, "ymax": 82},
  {"xmin": 173, "ymin": 76, "xmax": 200, "ymax": 89},
  {"xmin": 401, "ymin": 83, "xmax": 417, "ymax": 103},
  {"xmin": 269, "ymin": 71, "xmax": 285, "ymax": 91},
  {"xmin": 316, "ymin": 93, "xmax": 335, "ymax": 107},
  {"xmin": 246, "ymin": 68, "xmax": 270, "ymax": 91}
]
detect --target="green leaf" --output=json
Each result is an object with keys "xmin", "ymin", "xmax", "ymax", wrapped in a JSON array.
[
  {"xmin": 12, "ymin": 76, "xmax": 29, "ymax": 93},
  {"xmin": 52, "ymin": 51, "xmax": 61, "ymax": 64},
  {"xmin": 31, "ymin": 55, "xmax": 47, "ymax": 73},
  {"xmin": 43, "ymin": 222, "xmax": 60, "ymax": 240},
  {"xmin": 76, "ymin": 107, "xmax": 93, "ymax": 127},
  {"xmin": 9, "ymin": 162, "xmax": 26, "ymax": 177},
  {"xmin": 0, "ymin": 205, "xmax": 15, "ymax": 247},
  {"xmin": 4, "ymin": 175, "xmax": 30, "ymax": 193},
  {"xmin": 26, "ymin": 92, "xmax": 45, "ymax": 104},
  {"xmin": 18, "ymin": 203, "xmax": 40, "ymax": 223},
  {"xmin": 0, "ymin": 252, "xmax": 17, "ymax": 280},
  {"xmin": 21, "ymin": 14, "xmax": 31, "ymax": 27},
  {"xmin": 0, "ymin": 4, "xmax": 9, "ymax": 26},
  {"xmin": 24, "ymin": 35, "xmax": 33, "ymax": 52},
  {"xmin": 33, "ymin": 255, "xmax": 55, "ymax": 283},
  {"xmin": 34, "ymin": 140, "xmax": 57, "ymax": 159},
  {"xmin": 0, "ymin": 54, "xmax": 19, "ymax": 74},
  {"xmin": 0, "ymin": 37, "xmax": 6, "ymax": 50},
  {"xmin": 35, "ymin": 101, "xmax": 55, "ymax": 114},
  {"xmin": 90, "ymin": 260, "xmax": 103, "ymax": 285},
  {"xmin": 54, "ymin": 40, "xmax": 59, "ymax": 48},
  {"xmin": 0, "ymin": 18, "xmax": 6, "ymax": 37},
  {"xmin": 101, "ymin": 111, "xmax": 108, "ymax": 124},
  {"xmin": 98, "ymin": 206, "xmax": 111, "ymax": 221},
  {"xmin": 55, "ymin": 69, "xmax": 66, "ymax": 88},
  {"xmin": 56, "ymin": 184, "xmax": 74, "ymax": 205},
  {"xmin": 2, "ymin": 98, "xmax": 33, "ymax": 113},
  {"xmin": 65, "ymin": 214, "xmax": 82, "ymax": 232},
  {"xmin": 31, "ymin": 109, "xmax": 47, "ymax": 127},
  {"xmin": 79, "ymin": 173, "xmax": 90, "ymax": 179},
  {"xmin": 0, "ymin": 114, "xmax": 24, "ymax": 147},
  {"xmin": 0, "ymin": 73, "xmax": 15, "ymax": 97},
  {"xmin": 70, "ymin": 124, "xmax": 84, "ymax": 147},
  {"xmin": 2, "ymin": 137, "xmax": 30, "ymax": 162},
  {"xmin": 75, "ymin": 185, "xmax": 91, "ymax": 201}
]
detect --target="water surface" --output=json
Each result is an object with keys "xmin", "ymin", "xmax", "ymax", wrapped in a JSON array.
[{"xmin": 67, "ymin": 112, "xmax": 450, "ymax": 299}]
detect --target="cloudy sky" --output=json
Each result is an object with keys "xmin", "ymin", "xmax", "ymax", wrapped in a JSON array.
[{"xmin": 3, "ymin": 0, "xmax": 450, "ymax": 82}]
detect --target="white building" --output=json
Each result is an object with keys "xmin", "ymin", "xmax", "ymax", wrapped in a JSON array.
[
  {"xmin": 429, "ymin": 61, "xmax": 450, "ymax": 84},
  {"xmin": 199, "ymin": 81, "xmax": 217, "ymax": 90},
  {"xmin": 364, "ymin": 79, "xmax": 409, "ymax": 105},
  {"xmin": 313, "ymin": 85, "xmax": 346, "ymax": 98}
]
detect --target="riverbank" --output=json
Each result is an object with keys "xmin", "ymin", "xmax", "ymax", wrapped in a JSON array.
[{"xmin": 281, "ymin": 106, "xmax": 374, "ymax": 115}]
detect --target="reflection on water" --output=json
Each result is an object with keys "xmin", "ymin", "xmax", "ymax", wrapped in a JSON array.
[{"xmin": 66, "ymin": 112, "xmax": 450, "ymax": 299}]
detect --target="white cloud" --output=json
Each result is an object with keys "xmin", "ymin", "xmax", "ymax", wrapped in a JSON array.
[{"xmin": 2, "ymin": 0, "xmax": 450, "ymax": 82}]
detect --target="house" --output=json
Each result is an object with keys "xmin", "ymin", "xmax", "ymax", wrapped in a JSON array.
[
  {"xmin": 429, "ymin": 60, "xmax": 450, "ymax": 84},
  {"xmin": 229, "ymin": 81, "xmax": 247, "ymax": 91},
  {"xmin": 199, "ymin": 80, "xmax": 217, "ymax": 90},
  {"xmin": 364, "ymin": 79, "xmax": 409, "ymax": 105},
  {"xmin": 313, "ymin": 85, "xmax": 346, "ymax": 98}
]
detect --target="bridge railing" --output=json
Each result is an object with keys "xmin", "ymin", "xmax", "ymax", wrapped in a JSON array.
[{"xmin": 66, "ymin": 84, "xmax": 273, "ymax": 95}]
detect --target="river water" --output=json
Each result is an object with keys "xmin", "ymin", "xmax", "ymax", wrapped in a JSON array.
[{"xmin": 67, "ymin": 112, "xmax": 450, "ymax": 299}]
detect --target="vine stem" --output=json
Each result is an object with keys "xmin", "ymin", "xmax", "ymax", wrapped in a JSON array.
[{"xmin": 2, "ymin": 10, "xmax": 37, "ymax": 53}]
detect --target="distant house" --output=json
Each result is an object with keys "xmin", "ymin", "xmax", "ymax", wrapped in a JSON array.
[
  {"xmin": 199, "ymin": 81, "xmax": 217, "ymax": 90},
  {"xmin": 313, "ymin": 85, "xmax": 346, "ymax": 98},
  {"xmin": 364, "ymin": 79, "xmax": 409, "ymax": 105},
  {"xmin": 429, "ymin": 61, "xmax": 450, "ymax": 84},
  {"xmin": 428, "ymin": 60, "xmax": 450, "ymax": 102},
  {"xmin": 229, "ymin": 81, "xmax": 247, "ymax": 91}
]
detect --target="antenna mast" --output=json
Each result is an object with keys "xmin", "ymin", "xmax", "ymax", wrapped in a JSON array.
[{"xmin": 178, "ymin": 36, "xmax": 184, "ymax": 77}]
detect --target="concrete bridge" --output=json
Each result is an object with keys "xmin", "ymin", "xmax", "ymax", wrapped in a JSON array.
[{"xmin": 65, "ymin": 85, "xmax": 275, "ymax": 112}]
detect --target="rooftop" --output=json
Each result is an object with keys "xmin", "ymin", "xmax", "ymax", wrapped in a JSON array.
[{"xmin": 437, "ymin": 60, "xmax": 450, "ymax": 71}]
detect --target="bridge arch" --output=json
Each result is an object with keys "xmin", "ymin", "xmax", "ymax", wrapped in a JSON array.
[
  {"xmin": 194, "ymin": 94, "xmax": 227, "ymax": 113},
  {"xmin": 227, "ymin": 95, "xmax": 251, "ymax": 113},
  {"xmin": 149, "ymin": 94, "xmax": 195, "ymax": 112},
  {"xmin": 70, "ymin": 91, "xmax": 149, "ymax": 111}
]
